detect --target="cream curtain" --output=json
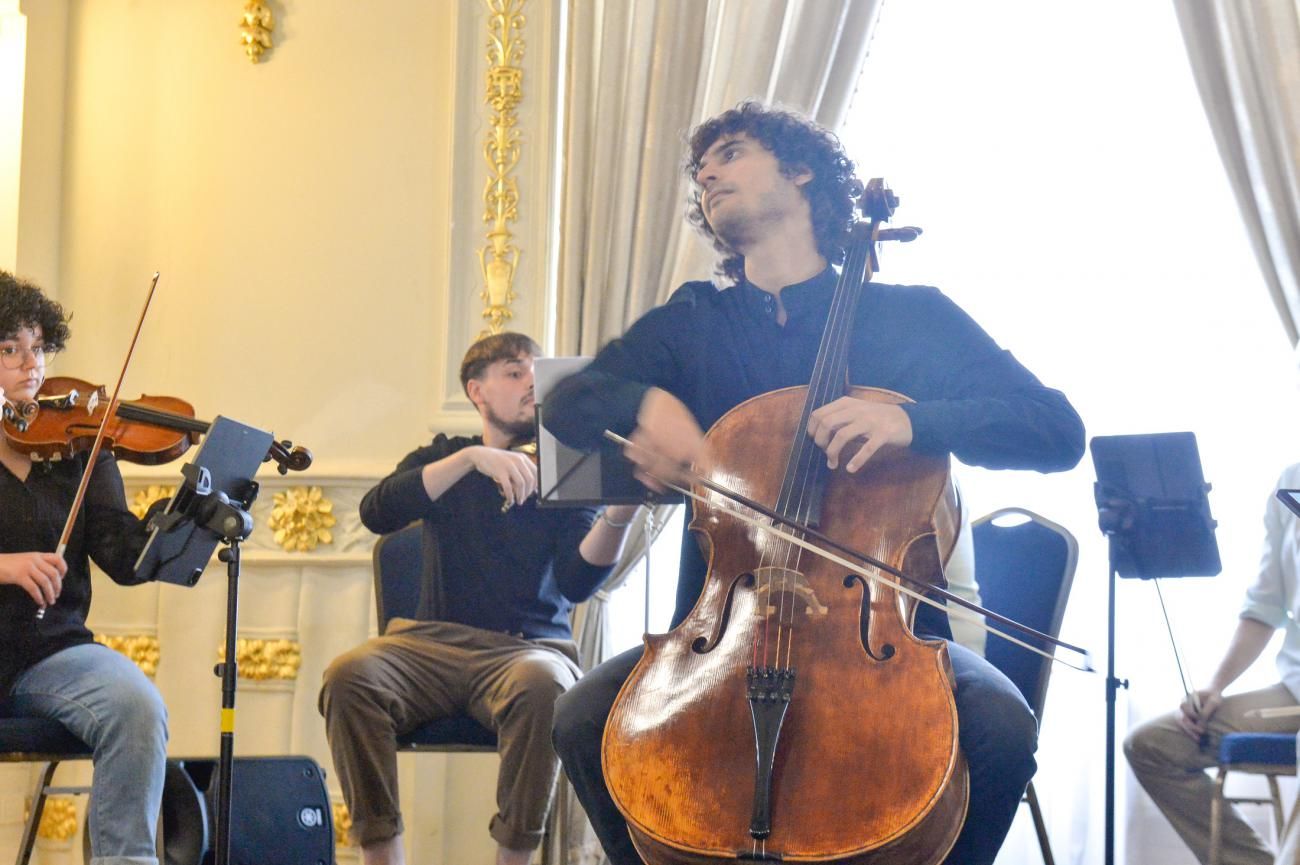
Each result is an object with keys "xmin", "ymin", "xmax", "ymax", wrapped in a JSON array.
[
  {"xmin": 551, "ymin": 2, "xmax": 883, "ymax": 862},
  {"xmin": 1172, "ymin": 0, "xmax": 1300, "ymax": 345}
]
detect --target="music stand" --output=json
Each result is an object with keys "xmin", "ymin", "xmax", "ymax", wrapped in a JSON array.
[
  {"xmin": 533, "ymin": 357, "xmax": 678, "ymax": 506},
  {"xmin": 1091, "ymin": 431, "xmax": 1221, "ymax": 865},
  {"xmin": 135, "ymin": 416, "xmax": 274, "ymax": 865}
]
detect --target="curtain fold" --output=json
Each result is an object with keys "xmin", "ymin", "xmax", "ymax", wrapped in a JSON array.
[
  {"xmin": 1171, "ymin": 0, "xmax": 1300, "ymax": 345},
  {"xmin": 551, "ymin": 2, "xmax": 883, "ymax": 861}
]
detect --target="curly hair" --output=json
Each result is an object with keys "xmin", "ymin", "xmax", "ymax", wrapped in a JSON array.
[
  {"xmin": 459, "ymin": 331, "xmax": 541, "ymax": 398},
  {"xmin": 685, "ymin": 101, "xmax": 864, "ymax": 284},
  {"xmin": 0, "ymin": 270, "xmax": 71, "ymax": 350}
]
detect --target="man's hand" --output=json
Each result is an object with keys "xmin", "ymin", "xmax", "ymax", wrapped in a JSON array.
[
  {"xmin": 467, "ymin": 446, "xmax": 538, "ymax": 508},
  {"xmin": 625, "ymin": 388, "xmax": 710, "ymax": 493},
  {"xmin": 1178, "ymin": 689, "xmax": 1222, "ymax": 742},
  {"xmin": 806, "ymin": 397, "xmax": 913, "ymax": 472},
  {"xmin": 0, "ymin": 551, "xmax": 67, "ymax": 607}
]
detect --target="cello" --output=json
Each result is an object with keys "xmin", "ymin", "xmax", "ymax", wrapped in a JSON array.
[{"xmin": 601, "ymin": 181, "xmax": 968, "ymax": 865}]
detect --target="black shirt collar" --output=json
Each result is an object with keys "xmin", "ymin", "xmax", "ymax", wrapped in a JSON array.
[{"xmin": 735, "ymin": 266, "xmax": 839, "ymax": 324}]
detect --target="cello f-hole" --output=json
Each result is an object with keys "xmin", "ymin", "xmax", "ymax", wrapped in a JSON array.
[
  {"xmin": 845, "ymin": 573, "xmax": 895, "ymax": 661},
  {"xmin": 692, "ymin": 571, "xmax": 757, "ymax": 654}
]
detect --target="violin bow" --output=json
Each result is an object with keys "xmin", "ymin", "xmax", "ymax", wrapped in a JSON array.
[
  {"xmin": 37, "ymin": 272, "xmax": 161, "ymax": 620},
  {"xmin": 1152, "ymin": 579, "xmax": 1206, "ymax": 720},
  {"xmin": 604, "ymin": 430, "xmax": 1095, "ymax": 674}
]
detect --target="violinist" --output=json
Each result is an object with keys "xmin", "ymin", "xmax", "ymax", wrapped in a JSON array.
[
  {"xmin": 1126, "ymin": 464, "xmax": 1300, "ymax": 865},
  {"xmin": 0, "ymin": 270, "xmax": 168, "ymax": 865},
  {"xmin": 546, "ymin": 102, "xmax": 1085, "ymax": 865},
  {"xmin": 319, "ymin": 331, "xmax": 638, "ymax": 865}
]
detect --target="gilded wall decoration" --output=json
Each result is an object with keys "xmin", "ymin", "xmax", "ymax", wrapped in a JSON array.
[
  {"xmin": 333, "ymin": 800, "xmax": 354, "ymax": 848},
  {"xmin": 94, "ymin": 633, "xmax": 161, "ymax": 677},
  {"xmin": 217, "ymin": 638, "xmax": 301, "ymax": 681},
  {"xmin": 477, "ymin": 0, "xmax": 526, "ymax": 335},
  {"xmin": 29, "ymin": 795, "xmax": 78, "ymax": 842},
  {"xmin": 268, "ymin": 486, "xmax": 337, "ymax": 552},
  {"xmin": 239, "ymin": 0, "xmax": 274, "ymax": 63},
  {"xmin": 129, "ymin": 484, "xmax": 175, "ymax": 520}
]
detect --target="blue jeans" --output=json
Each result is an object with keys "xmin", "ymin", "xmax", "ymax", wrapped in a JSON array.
[
  {"xmin": 553, "ymin": 641, "xmax": 1036, "ymax": 865},
  {"xmin": 2, "ymin": 643, "xmax": 168, "ymax": 865}
]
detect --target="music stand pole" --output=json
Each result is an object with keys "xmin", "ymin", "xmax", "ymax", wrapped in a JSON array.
[
  {"xmin": 214, "ymin": 538, "xmax": 244, "ymax": 865},
  {"xmin": 1092, "ymin": 432, "xmax": 1222, "ymax": 865}
]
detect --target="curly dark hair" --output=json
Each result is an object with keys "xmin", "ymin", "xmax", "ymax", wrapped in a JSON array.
[
  {"xmin": 685, "ymin": 101, "xmax": 864, "ymax": 284},
  {"xmin": 459, "ymin": 331, "xmax": 541, "ymax": 398},
  {"xmin": 0, "ymin": 270, "xmax": 71, "ymax": 350}
]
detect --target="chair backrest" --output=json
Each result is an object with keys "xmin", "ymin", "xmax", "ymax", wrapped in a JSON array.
[
  {"xmin": 373, "ymin": 522, "xmax": 428, "ymax": 633},
  {"xmin": 972, "ymin": 507, "xmax": 1079, "ymax": 721}
]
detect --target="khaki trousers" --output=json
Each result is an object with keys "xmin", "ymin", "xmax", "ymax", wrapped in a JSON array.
[
  {"xmin": 1124, "ymin": 683, "xmax": 1300, "ymax": 865},
  {"xmin": 318, "ymin": 620, "xmax": 581, "ymax": 849}
]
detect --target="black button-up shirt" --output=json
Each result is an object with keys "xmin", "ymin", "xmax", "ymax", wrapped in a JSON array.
[
  {"xmin": 0, "ymin": 453, "xmax": 151, "ymax": 695},
  {"xmin": 547, "ymin": 268, "xmax": 1085, "ymax": 624}
]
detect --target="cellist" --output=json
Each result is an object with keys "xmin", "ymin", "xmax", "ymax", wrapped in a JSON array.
[
  {"xmin": 546, "ymin": 101, "xmax": 1085, "ymax": 865},
  {"xmin": 0, "ymin": 270, "xmax": 169, "ymax": 865}
]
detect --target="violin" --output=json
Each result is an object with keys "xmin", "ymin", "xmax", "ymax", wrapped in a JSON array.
[
  {"xmin": 2, "ymin": 375, "xmax": 312, "ymax": 474},
  {"xmin": 499, "ymin": 438, "xmax": 539, "ymax": 512}
]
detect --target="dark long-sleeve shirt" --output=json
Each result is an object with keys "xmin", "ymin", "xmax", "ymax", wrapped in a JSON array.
[
  {"xmin": 1, "ymin": 452, "xmax": 153, "ymax": 695},
  {"xmin": 359, "ymin": 434, "xmax": 613, "ymax": 640},
  {"xmin": 547, "ymin": 268, "xmax": 1086, "ymax": 624}
]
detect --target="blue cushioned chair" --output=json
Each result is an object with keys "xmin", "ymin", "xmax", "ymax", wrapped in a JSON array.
[
  {"xmin": 0, "ymin": 716, "xmax": 93, "ymax": 865},
  {"xmin": 1209, "ymin": 731, "xmax": 1297, "ymax": 865},
  {"xmin": 972, "ymin": 507, "xmax": 1079, "ymax": 865}
]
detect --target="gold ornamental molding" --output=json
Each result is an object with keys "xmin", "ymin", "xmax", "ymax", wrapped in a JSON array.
[
  {"xmin": 239, "ymin": 0, "xmax": 274, "ymax": 64},
  {"xmin": 95, "ymin": 633, "xmax": 161, "ymax": 678},
  {"xmin": 29, "ymin": 795, "xmax": 78, "ymax": 842},
  {"xmin": 268, "ymin": 486, "xmax": 337, "ymax": 552},
  {"xmin": 129, "ymin": 484, "xmax": 176, "ymax": 520},
  {"xmin": 218, "ymin": 638, "xmax": 302, "ymax": 681},
  {"xmin": 477, "ymin": 0, "xmax": 526, "ymax": 336},
  {"xmin": 333, "ymin": 800, "xmax": 354, "ymax": 848}
]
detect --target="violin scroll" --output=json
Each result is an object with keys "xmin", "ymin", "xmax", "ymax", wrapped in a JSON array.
[
  {"xmin": 1, "ymin": 396, "xmax": 37, "ymax": 433},
  {"xmin": 265, "ymin": 440, "xmax": 313, "ymax": 474}
]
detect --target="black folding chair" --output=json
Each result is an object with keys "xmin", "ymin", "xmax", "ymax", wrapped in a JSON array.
[{"xmin": 0, "ymin": 717, "xmax": 93, "ymax": 865}]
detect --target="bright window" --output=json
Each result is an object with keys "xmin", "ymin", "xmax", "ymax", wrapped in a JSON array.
[{"xmin": 842, "ymin": 2, "xmax": 1299, "ymax": 861}]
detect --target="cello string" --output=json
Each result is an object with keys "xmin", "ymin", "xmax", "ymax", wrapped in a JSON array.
[{"xmin": 776, "ymin": 222, "xmax": 872, "ymax": 670}]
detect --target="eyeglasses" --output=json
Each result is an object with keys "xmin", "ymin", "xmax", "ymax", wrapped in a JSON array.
[{"xmin": 0, "ymin": 344, "xmax": 56, "ymax": 370}]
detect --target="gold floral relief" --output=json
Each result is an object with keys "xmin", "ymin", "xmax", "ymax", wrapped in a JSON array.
[
  {"xmin": 239, "ymin": 1, "xmax": 274, "ymax": 63},
  {"xmin": 129, "ymin": 484, "xmax": 176, "ymax": 520},
  {"xmin": 95, "ymin": 634, "xmax": 160, "ymax": 678},
  {"xmin": 268, "ymin": 486, "xmax": 337, "ymax": 552},
  {"xmin": 333, "ymin": 800, "xmax": 354, "ymax": 848},
  {"xmin": 217, "ymin": 638, "xmax": 301, "ymax": 681},
  {"xmin": 477, "ymin": 0, "xmax": 526, "ymax": 336},
  {"xmin": 28, "ymin": 795, "xmax": 78, "ymax": 842}
]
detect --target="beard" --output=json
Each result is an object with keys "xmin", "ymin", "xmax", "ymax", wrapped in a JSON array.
[
  {"xmin": 708, "ymin": 211, "xmax": 752, "ymax": 254},
  {"xmin": 486, "ymin": 405, "xmax": 535, "ymax": 443}
]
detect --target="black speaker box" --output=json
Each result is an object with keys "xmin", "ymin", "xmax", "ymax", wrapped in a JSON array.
[{"xmin": 161, "ymin": 756, "xmax": 333, "ymax": 865}]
